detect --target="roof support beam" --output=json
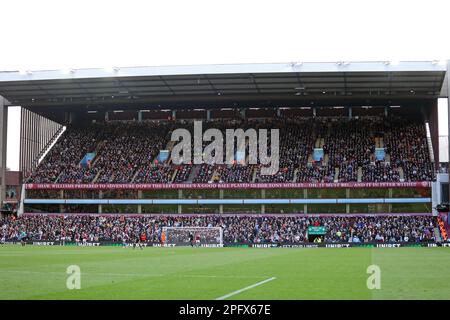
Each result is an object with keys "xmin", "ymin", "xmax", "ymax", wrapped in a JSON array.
[
  {"xmin": 447, "ymin": 60, "xmax": 450, "ymax": 206},
  {"xmin": 0, "ymin": 96, "xmax": 8, "ymax": 205}
]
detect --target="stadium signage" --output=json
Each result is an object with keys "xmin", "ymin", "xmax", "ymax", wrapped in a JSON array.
[
  {"xmin": 252, "ymin": 244, "xmax": 279, "ymax": 248},
  {"xmin": 32, "ymin": 241, "xmax": 55, "ymax": 246},
  {"xmin": 75, "ymin": 242, "xmax": 101, "ymax": 247},
  {"xmin": 16, "ymin": 241, "xmax": 450, "ymax": 248},
  {"xmin": 152, "ymin": 243, "xmax": 176, "ymax": 247},
  {"xmin": 325, "ymin": 244, "xmax": 351, "ymax": 248},
  {"xmin": 376, "ymin": 243, "xmax": 401, "ymax": 248},
  {"xmin": 24, "ymin": 181, "xmax": 431, "ymax": 190},
  {"xmin": 280, "ymin": 244, "xmax": 319, "ymax": 248},
  {"xmin": 308, "ymin": 226, "xmax": 327, "ymax": 235}
]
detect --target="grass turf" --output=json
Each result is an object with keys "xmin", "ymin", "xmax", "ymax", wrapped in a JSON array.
[{"xmin": 0, "ymin": 245, "xmax": 449, "ymax": 300}]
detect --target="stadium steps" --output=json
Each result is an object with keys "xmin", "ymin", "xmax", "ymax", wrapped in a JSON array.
[
  {"xmin": 87, "ymin": 140, "xmax": 106, "ymax": 169},
  {"xmin": 334, "ymin": 167, "xmax": 339, "ymax": 182},
  {"xmin": 186, "ymin": 165, "xmax": 201, "ymax": 183},
  {"xmin": 398, "ymin": 167, "xmax": 405, "ymax": 181},
  {"xmin": 211, "ymin": 169, "xmax": 219, "ymax": 183},
  {"xmin": 374, "ymin": 137, "xmax": 384, "ymax": 148},
  {"xmin": 252, "ymin": 167, "xmax": 258, "ymax": 182},
  {"xmin": 54, "ymin": 171, "xmax": 64, "ymax": 183},
  {"xmin": 29, "ymin": 125, "xmax": 66, "ymax": 173},
  {"xmin": 314, "ymin": 137, "xmax": 325, "ymax": 149},
  {"xmin": 170, "ymin": 169, "xmax": 178, "ymax": 183},
  {"xmin": 357, "ymin": 167, "xmax": 363, "ymax": 182},
  {"xmin": 92, "ymin": 170, "xmax": 102, "ymax": 183},
  {"xmin": 374, "ymin": 137, "xmax": 379, "ymax": 148},
  {"xmin": 165, "ymin": 140, "xmax": 176, "ymax": 151},
  {"xmin": 130, "ymin": 169, "xmax": 140, "ymax": 183},
  {"xmin": 293, "ymin": 169, "xmax": 299, "ymax": 182},
  {"xmin": 323, "ymin": 154, "xmax": 329, "ymax": 165},
  {"xmin": 314, "ymin": 137, "xmax": 320, "ymax": 148}
]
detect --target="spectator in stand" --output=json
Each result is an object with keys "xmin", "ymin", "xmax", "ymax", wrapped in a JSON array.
[
  {"xmin": 26, "ymin": 116, "xmax": 435, "ymax": 185},
  {"xmin": 0, "ymin": 214, "xmax": 437, "ymax": 244}
]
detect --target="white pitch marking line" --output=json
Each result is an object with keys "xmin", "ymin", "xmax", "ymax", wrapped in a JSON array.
[{"xmin": 215, "ymin": 277, "xmax": 276, "ymax": 300}]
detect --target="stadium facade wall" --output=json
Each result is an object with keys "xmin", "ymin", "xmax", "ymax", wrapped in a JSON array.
[
  {"xmin": 426, "ymin": 100, "xmax": 440, "ymax": 166},
  {"xmin": 23, "ymin": 183, "xmax": 432, "ymax": 214},
  {"xmin": 19, "ymin": 108, "xmax": 64, "ymax": 177}
]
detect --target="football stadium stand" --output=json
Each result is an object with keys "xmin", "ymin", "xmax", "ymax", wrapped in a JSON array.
[
  {"xmin": 24, "ymin": 117, "xmax": 435, "ymax": 184},
  {"xmin": 0, "ymin": 214, "xmax": 438, "ymax": 244},
  {"xmin": 0, "ymin": 61, "xmax": 449, "ymax": 245}
]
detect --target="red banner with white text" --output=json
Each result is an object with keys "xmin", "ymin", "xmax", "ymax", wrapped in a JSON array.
[{"xmin": 24, "ymin": 181, "xmax": 431, "ymax": 190}]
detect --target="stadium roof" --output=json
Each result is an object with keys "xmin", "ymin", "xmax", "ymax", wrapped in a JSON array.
[{"xmin": 0, "ymin": 61, "xmax": 447, "ymax": 108}]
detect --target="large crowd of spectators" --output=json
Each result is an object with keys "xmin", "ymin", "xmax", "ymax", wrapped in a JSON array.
[
  {"xmin": 323, "ymin": 119, "xmax": 375, "ymax": 182},
  {"xmin": 27, "ymin": 125, "xmax": 106, "ymax": 183},
  {"xmin": 0, "ymin": 214, "xmax": 438, "ymax": 244},
  {"xmin": 25, "ymin": 116, "xmax": 435, "ymax": 184},
  {"xmin": 385, "ymin": 119, "xmax": 435, "ymax": 181},
  {"xmin": 362, "ymin": 161, "xmax": 401, "ymax": 182}
]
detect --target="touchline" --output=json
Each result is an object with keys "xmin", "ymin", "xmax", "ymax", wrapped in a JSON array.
[{"xmin": 170, "ymin": 120, "xmax": 280, "ymax": 175}]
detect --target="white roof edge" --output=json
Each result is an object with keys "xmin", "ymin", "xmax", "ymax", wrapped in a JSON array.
[
  {"xmin": 440, "ymin": 71, "xmax": 449, "ymax": 97},
  {"xmin": 0, "ymin": 61, "xmax": 447, "ymax": 83}
]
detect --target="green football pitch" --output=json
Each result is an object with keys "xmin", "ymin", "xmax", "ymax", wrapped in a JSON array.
[{"xmin": 1, "ymin": 245, "xmax": 449, "ymax": 300}]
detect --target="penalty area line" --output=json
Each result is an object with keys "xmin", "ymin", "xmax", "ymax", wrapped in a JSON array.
[{"xmin": 215, "ymin": 277, "xmax": 276, "ymax": 300}]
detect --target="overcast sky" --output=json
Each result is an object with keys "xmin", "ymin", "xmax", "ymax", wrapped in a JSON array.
[{"xmin": 2, "ymin": 0, "xmax": 450, "ymax": 169}]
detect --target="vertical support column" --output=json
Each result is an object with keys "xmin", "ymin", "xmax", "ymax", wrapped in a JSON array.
[
  {"xmin": 0, "ymin": 97, "xmax": 8, "ymax": 205},
  {"xmin": 447, "ymin": 60, "xmax": 450, "ymax": 205},
  {"xmin": 138, "ymin": 190, "xmax": 142, "ymax": 214},
  {"xmin": 172, "ymin": 110, "xmax": 177, "ymax": 120},
  {"xmin": 138, "ymin": 111, "xmax": 142, "ymax": 122},
  {"xmin": 261, "ymin": 189, "xmax": 265, "ymax": 214},
  {"xmin": 384, "ymin": 106, "xmax": 388, "ymax": 117},
  {"xmin": 313, "ymin": 107, "xmax": 317, "ymax": 117},
  {"xmin": 59, "ymin": 190, "xmax": 64, "ymax": 213},
  {"xmin": 348, "ymin": 106, "xmax": 352, "ymax": 119},
  {"xmin": 388, "ymin": 188, "xmax": 393, "ymax": 213},
  {"xmin": 303, "ymin": 189, "xmax": 307, "ymax": 213},
  {"xmin": 105, "ymin": 111, "xmax": 109, "ymax": 122},
  {"xmin": 178, "ymin": 189, "xmax": 182, "ymax": 214},
  {"xmin": 98, "ymin": 190, "xmax": 103, "ymax": 214},
  {"xmin": 19, "ymin": 108, "xmax": 23, "ymax": 173},
  {"xmin": 206, "ymin": 109, "xmax": 211, "ymax": 121},
  {"xmin": 219, "ymin": 189, "xmax": 224, "ymax": 214},
  {"xmin": 346, "ymin": 188, "xmax": 350, "ymax": 213}
]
